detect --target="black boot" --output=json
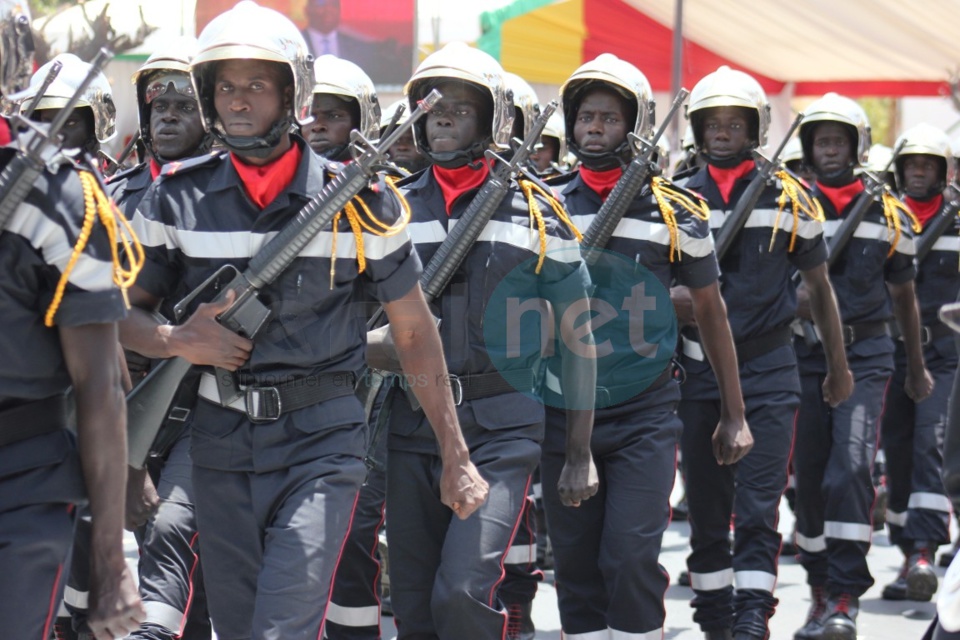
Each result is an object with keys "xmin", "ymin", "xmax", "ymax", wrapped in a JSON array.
[
  {"xmin": 905, "ymin": 546, "xmax": 938, "ymax": 601},
  {"xmin": 820, "ymin": 593, "xmax": 859, "ymax": 640},
  {"xmin": 793, "ymin": 586, "xmax": 827, "ymax": 640},
  {"xmin": 704, "ymin": 630, "xmax": 733, "ymax": 640}
]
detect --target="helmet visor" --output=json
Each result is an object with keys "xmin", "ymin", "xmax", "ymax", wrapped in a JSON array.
[{"xmin": 144, "ymin": 73, "xmax": 195, "ymax": 104}]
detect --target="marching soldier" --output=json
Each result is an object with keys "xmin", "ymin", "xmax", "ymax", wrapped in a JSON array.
[
  {"xmin": 880, "ymin": 124, "xmax": 959, "ymax": 603},
  {"xmin": 375, "ymin": 42, "xmax": 597, "ymax": 640},
  {"xmin": 380, "ymin": 99, "xmax": 430, "ymax": 175},
  {"xmin": 543, "ymin": 54, "xmax": 749, "ymax": 639},
  {"xmin": 121, "ymin": 3, "xmax": 486, "ymax": 638},
  {"xmin": 110, "ymin": 37, "xmax": 216, "ymax": 640},
  {"xmin": 530, "ymin": 110, "xmax": 566, "ymax": 178},
  {"xmin": 0, "ymin": 1, "xmax": 143, "ymax": 635},
  {"xmin": 792, "ymin": 93, "xmax": 933, "ymax": 640},
  {"xmin": 672, "ymin": 66, "xmax": 852, "ymax": 640}
]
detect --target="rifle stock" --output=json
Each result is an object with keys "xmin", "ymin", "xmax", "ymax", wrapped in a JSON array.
[{"xmin": 580, "ymin": 89, "xmax": 688, "ymax": 266}]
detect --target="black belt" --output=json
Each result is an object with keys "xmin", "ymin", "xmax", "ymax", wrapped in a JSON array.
[
  {"xmin": 447, "ymin": 369, "xmax": 536, "ymax": 404},
  {"xmin": 842, "ymin": 321, "xmax": 890, "ymax": 346},
  {"xmin": 198, "ymin": 372, "xmax": 356, "ymax": 422},
  {"xmin": 735, "ymin": 326, "xmax": 794, "ymax": 363},
  {"xmin": 0, "ymin": 395, "xmax": 68, "ymax": 446},
  {"xmin": 890, "ymin": 321, "xmax": 953, "ymax": 346}
]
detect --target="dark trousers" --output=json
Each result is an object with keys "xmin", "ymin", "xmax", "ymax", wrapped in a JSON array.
[
  {"xmin": 193, "ymin": 428, "xmax": 366, "ymax": 640},
  {"xmin": 131, "ymin": 433, "xmax": 210, "ymax": 640},
  {"xmin": 387, "ymin": 433, "xmax": 539, "ymax": 640},
  {"xmin": 679, "ymin": 391, "xmax": 797, "ymax": 635},
  {"xmin": 542, "ymin": 392, "xmax": 680, "ymax": 637},
  {"xmin": 882, "ymin": 348, "xmax": 956, "ymax": 551},
  {"xmin": 325, "ymin": 458, "xmax": 387, "ymax": 640},
  {"xmin": 794, "ymin": 368, "xmax": 890, "ymax": 596},
  {"xmin": 0, "ymin": 501, "xmax": 75, "ymax": 638}
]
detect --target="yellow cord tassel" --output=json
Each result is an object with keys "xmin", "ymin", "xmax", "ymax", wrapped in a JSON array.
[
  {"xmin": 328, "ymin": 177, "xmax": 412, "ymax": 289},
  {"xmin": 44, "ymin": 171, "xmax": 144, "ymax": 327},
  {"xmin": 518, "ymin": 180, "xmax": 581, "ymax": 274},
  {"xmin": 768, "ymin": 170, "xmax": 825, "ymax": 253},
  {"xmin": 881, "ymin": 190, "xmax": 922, "ymax": 258},
  {"xmin": 650, "ymin": 176, "xmax": 710, "ymax": 262}
]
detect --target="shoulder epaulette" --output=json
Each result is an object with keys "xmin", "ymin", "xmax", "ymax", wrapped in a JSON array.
[
  {"xmin": 396, "ymin": 166, "xmax": 428, "ymax": 188},
  {"xmin": 544, "ymin": 171, "xmax": 576, "ymax": 188},
  {"xmin": 160, "ymin": 150, "xmax": 223, "ymax": 177},
  {"xmin": 106, "ymin": 162, "xmax": 148, "ymax": 185}
]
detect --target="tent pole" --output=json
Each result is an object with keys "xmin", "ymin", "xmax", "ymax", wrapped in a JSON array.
[{"xmin": 670, "ymin": 0, "xmax": 684, "ymax": 155}]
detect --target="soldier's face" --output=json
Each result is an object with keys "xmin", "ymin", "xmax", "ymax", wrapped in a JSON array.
[
  {"xmin": 37, "ymin": 106, "xmax": 95, "ymax": 151},
  {"xmin": 573, "ymin": 88, "xmax": 628, "ymax": 155},
  {"xmin": 810, "ymin": 122, "xmax": 854, "ymax": 176},
  {"xmin": 530, "ymin": 137, "xmax": 559, "ymax": 172},
  {"xmin": 700, "ymin": 106, "xmax": 752, "ymax": 159},
  {"xmin": 213, "ymin": 59, "xmax": 291, "ymax": 141},
  {"xmin": 902, "ymin": 154, "xmax": 940, "ymax": 197},
  {"xmin": 150, "ymin": 91, "xmax": 204, "ymax": 160},
  {"xmin": 303, "ymin": 93, "xmax": 355, "ymax": 158},
  {"xmin": 387, "ymin": 129, "xmax": 428, "ymax": 172},
  {"xmin": 425, "ymin": 82, "xmax": 487, "ymax": 154}
]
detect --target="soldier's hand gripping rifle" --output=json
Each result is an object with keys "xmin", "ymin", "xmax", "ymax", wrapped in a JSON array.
[
  {"xmin": 580, "ymin": 89, "xmax": 688, "ymax": 266},
  {"xmin": 795, "ymin": 139, "xmax": 906, "ymax": 345},
  {"xmin": 713, "ymin": 112, "xmax": 804, "ymax": 261},
  {"xmin": 0, "ymin": 50, "xmax": 111, "ymax": 231},
  {"xmin": 914, "ymin": 183, "xmax": 960, "ymax": 265},
  {"xmin": 125, "ymin": 89, "xmax": 442, "ymax": 469}
]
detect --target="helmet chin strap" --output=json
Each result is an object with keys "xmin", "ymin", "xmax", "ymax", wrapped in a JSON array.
[
  {"xmin": 816, "ymin": 163, "xmax": 857, "ymax": 187},
  {"xmin": 318, "ymin": 143, "xmax": 352, "ymax": 162},
  {"xmin": 906, "ymin": 182, "xmax": 946, "ymax": 201},
  {"xmin": 428, "ymin": 139, "xmax": 490, "ymax": 169},
  {"xmin": 701, "ymin": 147, "xmax": 754, "ymax": 169},
  {"xmin": 215, "ymin": 117, "xmax": 292, "ymax": 160},
  {"xmin": 571, "ymin": 139, "xmax": 632, "ymax": 172}
]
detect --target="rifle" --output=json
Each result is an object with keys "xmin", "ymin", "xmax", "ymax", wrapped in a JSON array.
[
  {"xmin": 0, "ymin": 49, "xmax": 110, "ymax": 232},
  {"xmin": 913, "ymin": 183, "xmax": 960, "ymax": 265},
  {"xmin": 580, "ymin": 89, "xmax": 688, "ymax": 266},
  {"xmin": 125, "ymin": 89, "xmax": 442, "ymax": 469},
  {"xmin": 358, "ymin": 100, "xmax": 558, "ymax": 468},
  {"xmin": 795, "ymin": 139, "xmax": 906, "ymax": 344},
  {"xmin": 713, "ymin": 113, "xmax": 804, "ymax": 261},
  {"xmin": 19, "ymin": 59, "xmax": 62, "ymax": 120},
  {"xmin": 100, "ymin": 130, "xmax": 141, "ymax": 177}
]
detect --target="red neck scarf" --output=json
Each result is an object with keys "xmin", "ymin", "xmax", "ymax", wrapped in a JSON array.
[
  {"xmin": 432, "ymin": 160, "xmax": 491, "ymax": 215},
  {"xmin": 708, "ymin": 159, "xmax": 755, "ymax": 205},
  {"xmin": 149, "ymin": 158, "xmax": 162, "ymax": 181},
  {"xmin": 816, "ymin": 180, "xmax": 864, "ymax": 216},
  {"xmin": 0, "ymin": 118, "xmax": 11, "ymax": 147},
  {"xmin": 230, "ymin": 142, "xmax": 303, "ymax": 211},
  {"xmin": 905, "ymin": 194, "xmax": 943, "ymax": 228},
  {"xmin": 580, "ymin": 166, "xmax": 623, "ymax": 202}
]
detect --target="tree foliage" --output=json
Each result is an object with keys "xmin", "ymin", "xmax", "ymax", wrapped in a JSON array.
[{"xmin": 27, "ymin": 0, "xmax": 156, "ymax": 65}]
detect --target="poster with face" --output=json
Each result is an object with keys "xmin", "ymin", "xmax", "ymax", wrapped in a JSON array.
[{"xmin": 196, "ymin": 0, "xmax": 415, "ymax": 87}]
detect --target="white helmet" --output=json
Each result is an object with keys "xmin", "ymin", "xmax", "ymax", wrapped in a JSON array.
[
  {"xmin": 799, "ymin": 92, "xmax": 871, "ymax": 167},
  {"xmin": 783, "ymin": 137, "xmax": 803, "ymax": 165},
  {"xmin": 132, "ymin": 36, "xmax": 200, "ymax": 155},
  {"xmin": 686, "ymin": 65, "xmax": 770, "ymax": 150},
  {"xmin": 504, "ymin": 71, "xmax": 540, "ymax": 140},
  {"xmin": 404, "ymin": 42, "xmax": 514, "ymax": 166},
  {"xmin": 540, "ymin": 109, "xmax": 566, "ymax": 161},
  {"xmin": 19, "ymin": 53, "xmax": 116, "ymax": 144},
  {"xmin": 894, "ymin": 123, "xmax": 952, "ymax": 196},
  {"xmin": 191, "ymin": 1, "xmax": 312, "ymax": 156},
  {"xmin": 560, "ymin": 53, "xmax": 653, "ymax": 169},
  {"xmin": 0, "ymin": 0, "xmax": 33, "ymax": 97},
  {"xmin": 311, "ymin": 54, "xmax": 380, "ymax": 141}
]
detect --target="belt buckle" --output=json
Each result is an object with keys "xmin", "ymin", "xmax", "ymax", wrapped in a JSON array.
[
  {"xmin": 842, "ymin": 325, "xmax": 855, "ymax": 346},
  {"xmin": 448, "ymin": 375, "xmax": 463, "ymax": 406},
  {"xmin": 166, "ymin": 407, "xmax": 191, "ymax": 422},
  {"xmin": 245, "ymin": 386, "xmax": 282, "ymax": 423}
]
